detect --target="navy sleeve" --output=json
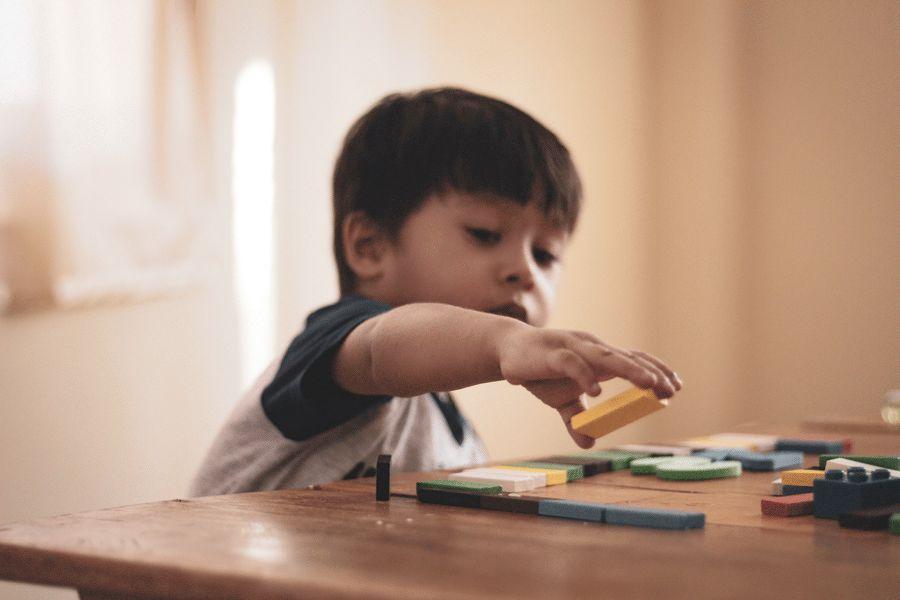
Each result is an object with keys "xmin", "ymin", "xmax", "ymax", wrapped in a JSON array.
[{"xmin": 261, "ymin": 295, "xmax": 393, "ymax": 441}]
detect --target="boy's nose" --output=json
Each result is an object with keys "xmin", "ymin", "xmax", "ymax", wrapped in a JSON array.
[
  {"xmin": 502, "ymin": 255, "xmax": 536, "ymax": 290},
  {"xmin": 505, "ymin": 271, "xmax": 535, "ymax": 290}
]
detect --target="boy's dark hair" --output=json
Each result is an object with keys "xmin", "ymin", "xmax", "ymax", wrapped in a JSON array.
[{"xmin": 332, "ymin": 87, "xmax": 582, "ymax": 294}]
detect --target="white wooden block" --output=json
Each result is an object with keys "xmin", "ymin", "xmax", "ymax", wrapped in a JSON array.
[
  {"xmin": 824, "ymin": 458, "xmax": 900, "ymax": 479},
  {"xmin": 771, "ymin": 477, "xmax": 784, "ymax": 496},
  {"xmin": 615, "ymin": 444, "xmax": 693, "ymax": 456},
  {"xmin": 450, "ymin": 469, "xmax": 540, "ymax": 492},
  {"xmin": 461, "ymin": 467, "xmax": 545, "ymax": 489}
]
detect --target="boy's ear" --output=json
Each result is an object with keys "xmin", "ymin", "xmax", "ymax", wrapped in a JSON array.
[{"xmin": 342, "ymin": 211, "xmax": 392, "ymax": 283}]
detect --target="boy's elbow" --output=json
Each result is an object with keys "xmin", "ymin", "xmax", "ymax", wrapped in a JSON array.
[{"xmin": 333, "ymin": 316, "xmax": 384, "ymax": 395}]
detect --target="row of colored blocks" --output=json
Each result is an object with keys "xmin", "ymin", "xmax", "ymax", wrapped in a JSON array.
[
  {"xmin": 670, "ymin": 432, "xmax": 852, "ymax": 454},
  {"xmin": 447, "ymin": 454, "xmax": 630, "ymax": 492},
  {"xmin": 416, "ymin": 480, "xmax": 705, "ymax": 530}
]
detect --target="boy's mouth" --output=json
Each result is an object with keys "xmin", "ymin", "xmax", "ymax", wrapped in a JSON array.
[{"xmin": 486, "ymin": 303, "xmax": 528, "ymax": 324}]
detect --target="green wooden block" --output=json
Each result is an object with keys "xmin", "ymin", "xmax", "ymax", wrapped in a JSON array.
[
  {"xmin": 656, "ymin": 460, "xmax": 742, "ymax": 481},
  {"xmin": 511, "ymin": 461, "xmax": 584, "ymax": 481},
  {"xmin": 416, "ymin": 480, "xmax": 502, "ymax": 494},
  {"xmin": 579, "ymin": 450, "xmax": 649, "ymax": 470},
  {"xmin": 817, "ymin": 455, "xmax": 900, "ymax": 470},
  {"xmin": 890, "ymin": 513, "xmax": 900, "ymax": 535}
]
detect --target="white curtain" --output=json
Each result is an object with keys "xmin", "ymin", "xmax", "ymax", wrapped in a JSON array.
[{"xmin": 0, "ymin": 0, "xmax": 211, "ymax": 313}]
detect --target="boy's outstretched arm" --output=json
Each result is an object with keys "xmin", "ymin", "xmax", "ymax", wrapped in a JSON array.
[{"xmin": 333, "ymin": 303, "xmax": 681, "ymax": 446}]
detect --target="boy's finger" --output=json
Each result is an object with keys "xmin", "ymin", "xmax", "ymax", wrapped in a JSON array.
[
  {"xmin": 628, "ymin": 354, "xmax": 676, "ymax": 399},
  {"xmin": 557, "ymin": 398, "xmax": 596, "ymax": 449},
  {"xmin": 631, "ymin": 350, "xmax": 682, "ymax": 390},
  {"xmin": 587, "ymin": 338, "xmax": 680, "ymax": 395},
  {"xmin": 549, "ymin": 349, "xmax": 601, "ymax": 396},
  {"xmin": 574, "ymin": 341, "xmax": 657, "ymax": 391},
  {"xmin": 569, "ymin": 330, "xmax": 604, "ymax": 345}
]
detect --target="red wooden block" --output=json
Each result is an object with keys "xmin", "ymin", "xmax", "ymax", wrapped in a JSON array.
[{"xmin": 761, "ymin": 493, "xmax": 814, "ymax": 517}]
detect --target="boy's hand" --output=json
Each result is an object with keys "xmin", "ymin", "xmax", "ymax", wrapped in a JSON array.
[{"xmin": 497, "ymin": 326, "xmax": 682, "ymax": 448}]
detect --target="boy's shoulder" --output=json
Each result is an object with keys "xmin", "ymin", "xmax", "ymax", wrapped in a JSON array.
[
  {"xmin": 290, "ymin": 294, "xmax": 392, "ymax": 353},
  {"xmin": 261, "ymin": 295, "xmax": 393, "ymax": 442},
  {"xmin": 304, "ymin": 294, "xmax": 391, "ymax": 329}
]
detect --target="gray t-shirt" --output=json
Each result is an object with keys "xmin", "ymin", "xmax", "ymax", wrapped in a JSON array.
[{"xmin": 189, "ymin": 296, "xmax": 488, "ymax": 496}]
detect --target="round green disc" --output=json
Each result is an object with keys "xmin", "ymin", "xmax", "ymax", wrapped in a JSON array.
[
  {"xmin": 630, "ymin": 456, "xmax": 711, "ymax": 475},
  {"xmin": 656, "ymin": 460, "xmax": 742, "ymax": 480}
]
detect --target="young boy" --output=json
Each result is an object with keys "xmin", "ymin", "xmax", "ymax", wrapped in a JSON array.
[{"xmin": 189, "ymin": 87, "xmax": 681, "ymax": 496}]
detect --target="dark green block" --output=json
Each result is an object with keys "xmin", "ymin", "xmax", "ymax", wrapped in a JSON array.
[
  {"xmin": 579, "ymin": 450, "xmax": 650, "ymax": 470},
  {"xmin": 416, "ymin": 487, "xmax": 484, "ymax": 508},
  {"xmin": 416, "ymin": 480, "xmax": 502, "ymax": 494}
]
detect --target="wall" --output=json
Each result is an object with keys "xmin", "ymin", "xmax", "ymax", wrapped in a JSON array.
[
  {"xmin": 1, "ymin": 2, "xmax": 897, "ymax": 598},
  {"xmin": 739, "ymin": 3, "xmax": 899, "ymax": 421}
]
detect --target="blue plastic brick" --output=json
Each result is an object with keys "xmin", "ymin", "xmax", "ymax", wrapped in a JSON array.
[
  {"xmin": 726, "ymin": 450, "xmax": 804, "ymax": 471},
  {"xmin": 604, "ymin": 505, "xmax": 705, "ymax": 530},
  {"xmin": 775, "ymin": 439, "xmax": 844, "ymax": 454},
  {"xmin": 537, "ymin": 499, "xmax": 606, "ymax": 522},
  {"xmin": 813, "ymin": 469, "xmax": 900, "ymax": 519}
]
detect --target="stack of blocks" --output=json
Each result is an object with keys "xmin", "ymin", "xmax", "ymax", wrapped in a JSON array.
[{"xmin": 761, "ymin": 454, "xmax": 900, "ymax": 528}]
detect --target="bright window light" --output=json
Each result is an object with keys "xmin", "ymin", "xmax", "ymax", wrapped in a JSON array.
[{"xmin": 232, "ymin": 60, "xmax": 275, "ymax": 389}]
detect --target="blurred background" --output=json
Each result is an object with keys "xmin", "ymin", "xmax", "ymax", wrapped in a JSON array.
[{"xmin": 0, "ymin": 1, "xmax": 897, "ymax": 597}]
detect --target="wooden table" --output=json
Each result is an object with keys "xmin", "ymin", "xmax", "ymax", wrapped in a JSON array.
[{"xmin": 1, "ymin": 423, "xmax": 897, "ymax": 599}]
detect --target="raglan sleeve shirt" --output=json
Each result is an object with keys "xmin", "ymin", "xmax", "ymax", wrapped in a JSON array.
[{"xmin": 260, "ymin": 294, "xmax": 393, "ymax": 441}]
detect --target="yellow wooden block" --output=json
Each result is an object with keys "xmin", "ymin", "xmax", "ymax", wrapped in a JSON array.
[
  {"xmin": 781, "ymin": 469, "xmax": 826, "ymax": 487},
  {"xmin": 680, "ymin": 433, "xmax": 777, "ymax": 452},
  {"xmin": 570, "ymin": 387, "xmax": 668, "ymax": 439},
  {"xmin": 493, "ymin": 465, "xmax": 567, "ymax": 485}
]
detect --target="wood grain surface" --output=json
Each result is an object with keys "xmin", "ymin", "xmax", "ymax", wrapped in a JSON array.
[{"xmin": 0, "ymin": 423, "xmax": 897, "ymax": 599}]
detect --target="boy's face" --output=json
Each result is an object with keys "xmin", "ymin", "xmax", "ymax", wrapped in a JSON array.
[{"xmin": 379, "ymin": 191, "xmax": 569, "ymax": 327}]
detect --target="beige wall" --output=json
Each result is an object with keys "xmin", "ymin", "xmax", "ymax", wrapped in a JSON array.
[{"xmin": 1, "ymin": 2, "xmax": 897, "ymax": 597}]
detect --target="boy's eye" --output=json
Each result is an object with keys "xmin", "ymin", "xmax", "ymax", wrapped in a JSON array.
[
  {"xmin": 466, "ymin": 227, "xmax": 501, "ymax": 245},
  {"xmin": 533, "ymin": 248, "xmax": 558, "ymax": 267}
]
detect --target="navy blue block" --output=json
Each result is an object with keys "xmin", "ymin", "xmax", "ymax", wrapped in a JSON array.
[
  {"xmin": 480, "ymin": 494, "xmax": 541, "ymax": 515},
  {"xmin": 782, "ymin": 485, "xmax": 814, "ymax": 496},
  {"xmin": 727, "ymin": 450, "xmax": 804, "ymax": 471},
  {"xmin": 813, "ymin": 472, "xmax": 900, "ymax": 519},
  {"xmin": 376, "ymin": 454, "xmax": 391, "ymax": 501},
  {"xmin": 537, "ymin": 499, "xmax": 606, "ymax": 522},
  {"xmin": 604, "ymin": 505, "xmax": 705, "ymax": 530},
  {"xmin": 691, "ymin": 449, "xmax": 732, "ymax": 461},
  {"xmin": 537, "ymin": 456, "xmax": 613, "ymax": 476},
  {"xmin": 776, "ymin": 439, "xmax": 844, "ymax": 454}
]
